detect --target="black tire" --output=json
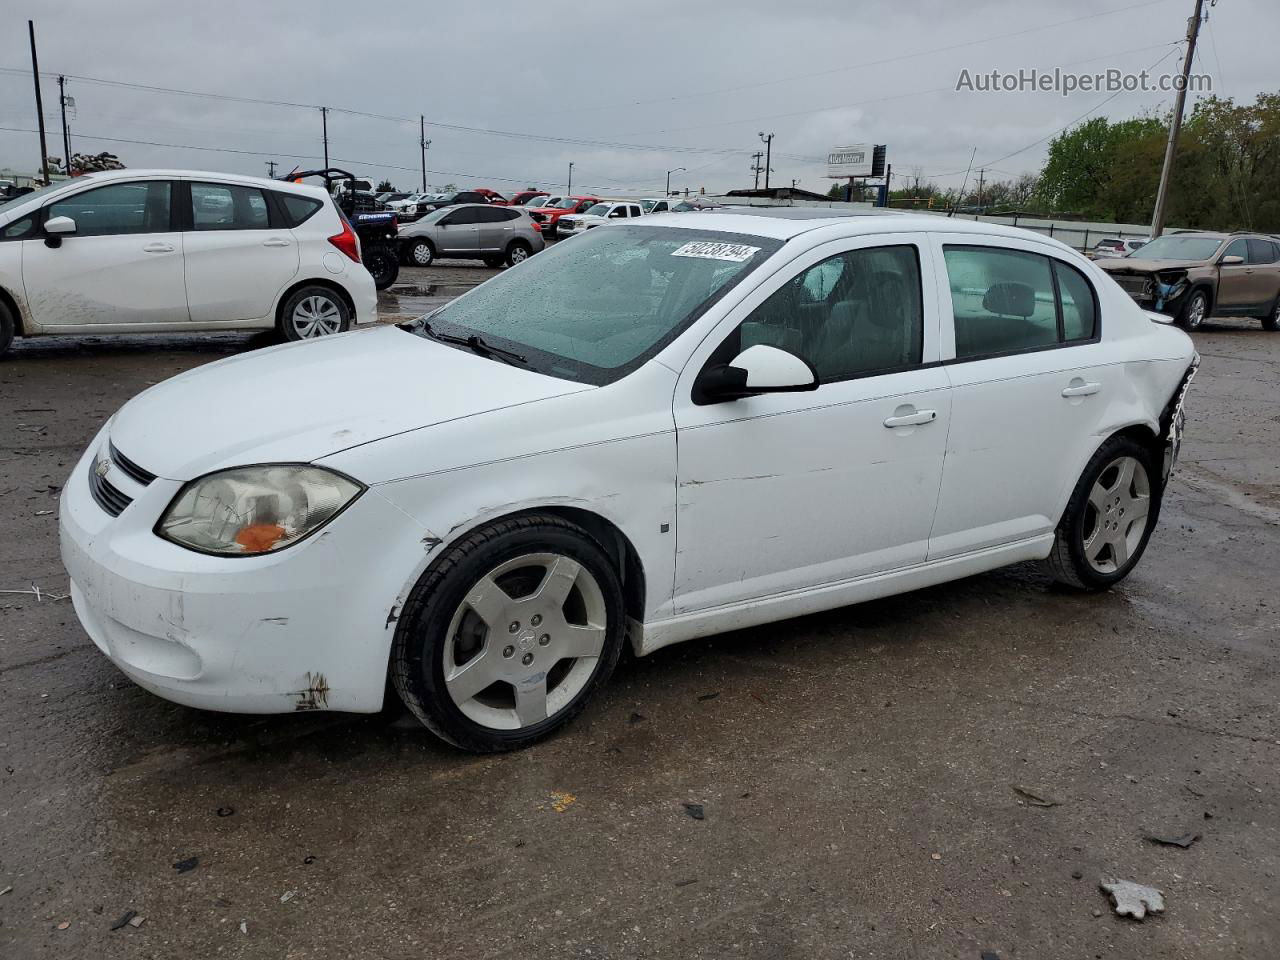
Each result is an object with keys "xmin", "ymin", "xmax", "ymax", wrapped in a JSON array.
[
  {"xmin": 1178, "ymin": 289, "xmax": 1208, "ymax": 331},
  {"xmin": 483, "ymin": 255, "xmax": 504, "ymax": 268},
  {"xmin": 505, "ymin": 240, "xmax": 532, "ymax": 267},
  {"xmin": 365, "ymin": 244, "xmax": 399, "ymax": 290},
  {"xmin": 278, "ymin": 285, "xmax": 352, "ymax": 342},
  {"xmin": 0, "ymin": 297, "xmax": 14, "ymax": 357},
  {"xmin": 1045, "ymin": 435, "xmax": 1161, "ymax": 591},
  {"xmin": 1262, "ymin": 296, "xmax": 1280, "ymax": 332},
  {"xmin": 391, "ymin": 513, "xmax": 626, "ymax": 753},
  {"xmin": 405, "ymin": 239, "xmax": 435, "ymax": 268}
]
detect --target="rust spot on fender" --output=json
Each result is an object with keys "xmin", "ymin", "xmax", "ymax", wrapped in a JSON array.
[{"xmin": 294, "ymin": 672, "xmax": 330, "ymax": 711}]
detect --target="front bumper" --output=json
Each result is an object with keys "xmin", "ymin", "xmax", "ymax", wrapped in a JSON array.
[{"xmin": 59, "ymin": 426, "xmax": 425, "ymax": 714}]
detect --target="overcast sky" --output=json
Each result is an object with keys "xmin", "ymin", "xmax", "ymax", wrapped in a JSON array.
[{"xmin": 1, "ymin": 0, "xmax": 1275, "ymax": 197}]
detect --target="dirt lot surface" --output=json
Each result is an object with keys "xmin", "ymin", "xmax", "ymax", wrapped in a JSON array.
[{"xmin": 1, "ymin": 284, "xmax": 1277, "ymax": 958}]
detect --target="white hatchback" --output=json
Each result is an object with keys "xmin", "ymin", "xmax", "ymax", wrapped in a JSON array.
[
  {"xmin": 0, "ymin": 169, "xmax": 377, "ymax": 354},
  {"xmin": 60, "ymin": 209, "xmax": 1197, "ymax": 752}
]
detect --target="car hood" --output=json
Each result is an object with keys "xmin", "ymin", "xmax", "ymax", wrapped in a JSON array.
[
  {"xmin": 108, "ymin": 326, "xmax": 592, "ymax": 481},
  {"xmin": 1097, "ymin": 257, "xmax": 1204, "ymax": 273}
]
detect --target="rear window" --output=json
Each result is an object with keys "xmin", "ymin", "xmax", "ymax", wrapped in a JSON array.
[{"xmin": 276, "ymin": 192, "xmax": 323, "ymax": 227}]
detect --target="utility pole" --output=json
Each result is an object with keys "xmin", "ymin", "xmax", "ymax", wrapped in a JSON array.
[
  {"xmin": 666, "ymin": 166, "xmax": 685, "ymax": 196},
  {"xmin": 419, "ymin": 116, "xmax": 430, "ymax": 194},
  {"xmin": 750, "ymin": 152, "xmax": 764, "ymax": 189},
  {"xmin": 1151, "ymin": 0, "xmax": 1206, "ymax": 239},
  {"xmin": 57, "ymin": 75, "xmax": 72, "ymax": 175},
  {"xmin": 567, "ymin": 161, "xmax": 574, "ymax": 195},
  {"xmin": 758, "ymin": 132, "xmax": 774, "ymax": 188},
  {"xmin": 265, "ymin": 161, "xmax": 278, "ymax": 178},
  {"xmin": 320, "ymin": 106, "xmax": 329, "ymax": 168},
  {"xmin": 976, "ymin": 168, "xmax": 986, "ymax": 212},
  {"xmin": 28, "ymin": 21, "xmax": 50, "ymax": 182}
]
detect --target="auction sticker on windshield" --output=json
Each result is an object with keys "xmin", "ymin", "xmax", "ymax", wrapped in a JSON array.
[{"xmin": 671, "ymin": 241, "xmax": 761, "ymax": 262}]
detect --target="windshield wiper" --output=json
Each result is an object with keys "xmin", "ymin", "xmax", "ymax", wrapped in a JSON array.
[{"xmin": 413, "ymin": 319, "xmax": 528, "ymax": 366}]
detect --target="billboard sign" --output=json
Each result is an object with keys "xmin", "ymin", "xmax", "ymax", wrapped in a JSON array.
[{"xmin": 826, "ymin": 144, "xmax": 886, "ymax": 179}]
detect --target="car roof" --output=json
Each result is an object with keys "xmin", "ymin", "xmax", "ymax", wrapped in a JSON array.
[{"xmin": 47, "ymin": 168, "xmax": 330, "ymax": 200}]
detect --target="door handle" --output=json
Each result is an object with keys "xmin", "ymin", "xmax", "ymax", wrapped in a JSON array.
[
  {"xmin": 883, "ymin": 409, "xmax": 937, "ymax": 428},
  {"xmin": 262, "ymin": 238, "xmax": 291, "ymax": 247},
  {"xmin": 1061, "ymin": 381, "xmax": 1101, "ymax": 398},
  {"xmin": 142, "ymin": 242, "xmax": 174, "ymax": 253}
]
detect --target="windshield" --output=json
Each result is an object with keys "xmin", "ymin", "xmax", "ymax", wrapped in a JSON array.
[
  {"xmin": 1130, "ymin": 236, "xmax": 1224, "ymax": 261},
  {"xmin": 554, "ymin": 198, "xmax": 579, "ymax": 209},
  {"xmin": 0, "ymin": 178, "xmax": 78, "ymax": 217},
  {"xmin": 410, "ymin": 224, "xmax": 782, "ymax": 385},
  {"xmin": 582, "ymin": 203, "xmax": 610, "ymax": 217},
  {"xmin": 416, "ymin": 206, "xmax": 454, "ymax": 225}
]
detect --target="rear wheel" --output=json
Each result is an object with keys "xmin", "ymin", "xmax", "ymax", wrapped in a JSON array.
[
  {"xmin": 0, "ymin": 298, "xmax": 14, "ymax": 357},
  {"xmin": 280, "ymin": 286, "xmax": 351, "ymax": 342},
  {"xmin": 505, "ymin": 240, "xmax": 531, "ymax": 267},
  {"xmin": 391, "ymin": 513, "xmax": 625, "ymax": 753},
  {"xmin": 1045, "ymin": 436, "xmax": 1160, "ymax": 590},
  {"xmin": 1179, "ymin": 289, "xmax": 1208, "ymax": 331},
  {"xmin": 364, "ymin": 243, "xmax": 399, "ymax": 290},
  {"xmin": 1262, "ymin": 297, "xmax": 1280, "ymax": 332},
  {"xmin": 406, "ymin": 239, "xmax": 434, "ymax": 268}
]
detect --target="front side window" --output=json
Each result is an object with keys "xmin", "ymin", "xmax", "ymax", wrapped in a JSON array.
[
  {"xmin": 736, "ymin": 245, "xmax": 924, "ymax": 382},
  {"xmin": 47, "ymin": 181, "xmax": 172, "ymax": 237},
  {"xmin": 2, "ymin": 214, "xmax": 36, "ymax": 240},
  {"xmin": 412, "ymin": 224, "xmax": 781, "ymax": 385},
  {"xmin": 583, "ymin": 203, "xmax": 610, "ymax": 217},
  {"xmin": 190, "ymin": 183, "xmax": 269, "ymax": 231},
  {"xmin": 1221, "ymin": 238, "xmax": 1248, "ymax": 262},
  {"xmin": 443, "ymin": 208, "xmax": 482, "ymax": 226},
  {"xmin": 945, "ymin": 247, "xmax": 1059, "ymax": 358}
]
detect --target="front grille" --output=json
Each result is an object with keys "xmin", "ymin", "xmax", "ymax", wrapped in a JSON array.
[
  {"xmin": 88, "ymin": 461, "xmax": 133, "ymax": 517},
  {"xmin": 109, "ymin": 442, "xmax": 156, "ymax": 486}
]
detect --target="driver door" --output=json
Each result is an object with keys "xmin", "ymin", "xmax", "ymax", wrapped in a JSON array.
[
  {"xmin": 435, "ymin": 208, "xmax": 480, "ymax": 254},
  {"xmin": 21, "ymin": 179, "xmax": 189, "ymax": 328},
  {"xmin": 672, "ymin": 236, "xmax": 950, "ymax": 614}
]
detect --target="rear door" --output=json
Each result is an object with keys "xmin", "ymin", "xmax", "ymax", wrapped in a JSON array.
[
  {"xmin": 181, "ymin": 181, "xmax": 299, "ymax": 323},
  {"xmin": 928, "ymin": 235, "xmax": 1112, "ymax": 558},
  {"xmin": 21, "ymin": 178, "xmax": 189, "ymax": 328},
  {"xmin": 1246, "ymin": 239, "xmax": 1280, "ymax": 310},
  {"xmin": 473, "ymin": 206, "xmax": 516, "ymax": 251}
]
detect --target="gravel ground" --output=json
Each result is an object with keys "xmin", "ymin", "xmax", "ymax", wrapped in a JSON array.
[{"xmin": 0, "ymin": 294, "xmax": 1276, "ymax": 959}]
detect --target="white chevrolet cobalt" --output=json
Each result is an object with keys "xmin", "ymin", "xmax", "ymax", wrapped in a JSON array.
[
  {"xmin": 60, "ymin": 209, "xmax": 1197, "ymax": 752},
  {"xmin": 0, "ymin": 169, "xmax": 376, "ymax": 354}
]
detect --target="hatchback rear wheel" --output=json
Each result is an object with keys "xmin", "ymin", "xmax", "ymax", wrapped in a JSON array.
[
  {"xmin": 391, "ymin": 513, "xmax": 625, "ymax": 752},
  {"xmin": 1046, "ymin": 436, "xmax": 1160, "ymax": 590},
  {"xmin": 280, "ymin": 286, "xmax": 351, "ymax": 341}
]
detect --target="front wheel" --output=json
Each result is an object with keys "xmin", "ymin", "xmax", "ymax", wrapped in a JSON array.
[
  {"xmin": 280, "ymin": 286, "xmax": 351, "ymax": 341},
  {"xmin": 405, "ymin": 238, "xmax": 434, "ymax": 268},
  {"xmin": 1262, "ymin": 297, "xmax": 1280, "ymax": 332},
  {"xmin": 1045, "ymin": 436, "xmax": 1161, "ymax": 590},
  {"xmin": 364, "ymin": 244, "xmax": 399, "ymax": 290},
  {"xmin": 1179, "ymin": 289, "xmax": 1208, "ymax": 331},
  {"xmin": 391, "ymin": 514, "xmax": 625, "ymax": 753}
]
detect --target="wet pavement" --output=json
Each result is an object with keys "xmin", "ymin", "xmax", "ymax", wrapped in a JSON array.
[{"xmin": 1, "ymin": 299, "xmax": 1277, "ymax": 959}]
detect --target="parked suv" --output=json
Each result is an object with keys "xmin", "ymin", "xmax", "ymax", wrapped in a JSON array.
[
  {"xmin": 0, "ymin": 169, "xmax": 377, "ymax": 354},
  {"xmin": 1097, "ymin": 231, "xmax": 1280, "ymax": 331},
  {"xmin": 1088, "ymin": 237, "xmax": 1148, "ymax": 259},
  {"xmin": 398, "ymin": 203, "xmax": 544, "ymax": 267}
]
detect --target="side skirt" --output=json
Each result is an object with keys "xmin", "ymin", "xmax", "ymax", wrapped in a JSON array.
[{"xmin": 632, "ymin": 534, "xmax": 1055, "ymax": 656}]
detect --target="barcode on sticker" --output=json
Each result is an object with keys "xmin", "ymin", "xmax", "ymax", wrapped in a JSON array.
[{"xmin": 671, "ymin": 241, "xmax": 760, "ymax": 263}]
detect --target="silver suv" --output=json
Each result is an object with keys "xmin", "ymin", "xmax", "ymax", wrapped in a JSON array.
[{"xmin": 398, "ymin": 203, "xmax": 545, "ymax": 268}]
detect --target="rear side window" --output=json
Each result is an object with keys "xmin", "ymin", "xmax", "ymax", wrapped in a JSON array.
[
  {"xmin": 500, "ymin": 208, "xmax": 523, "ymax": 222},
  {"xmin": 944, "ymin": 245, "xmax": 1098, "ymax": 359},
  {"xmin": 190, "ymin": 183, "xmax": 269, "ymax": 231},
  {"xmin": 1247, "ymin": 238, "xmax": 1278, "ymax": 264},
  {"xmin": 47, "ymin": 181, "xmax": 172, "ymax": 237},
  {"xmin": 276, "ymin": 192, "xmax": 323, "ymax": 227}
]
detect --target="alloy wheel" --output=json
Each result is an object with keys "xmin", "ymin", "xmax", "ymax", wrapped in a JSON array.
[
  {"xmin": 291, "ymin": 295, "xmax": 343, "ymax": 338},
  {"xmin": 443, "ymin": 553, "xmax": 608, "ymax": 730},
  {"xmin": 1186, "ymin": 294, "xmax": 1206, "ymax": 329},
  {"xmin": 509, "ymin": 245, "xmax": 529, "ymax": 265},
  {"xmin": 1082, "ymin": 455, "xmax": 1151, "ymax": 574}
]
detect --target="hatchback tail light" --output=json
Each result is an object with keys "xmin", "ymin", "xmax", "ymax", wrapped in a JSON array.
[{"xmin": 328, "ymin": 217, "xmax": 361, "ymax": 263}]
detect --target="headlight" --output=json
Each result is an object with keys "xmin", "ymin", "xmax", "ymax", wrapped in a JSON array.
[{"xmin": 157, "ymin": 465, "xmax": 363, "ymax": 556}]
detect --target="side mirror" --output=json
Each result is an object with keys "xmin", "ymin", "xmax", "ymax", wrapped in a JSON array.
[
  {"xmin": 1220, "ymin": 254, "xmax": 1245, "ymax": 266},
  {"xmin": 43, "ymin": 215, "xmax": 76, "ymax": 248},
  {"xmin": 697, "ymin": 344, "xmax": 819, "ymax": 403}
]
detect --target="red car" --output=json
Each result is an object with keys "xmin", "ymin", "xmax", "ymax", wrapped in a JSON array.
[
  {"xmin": 509, "ymin": 190, "xmax": 549, "ymax": 207},
  {"xmin": 471, "ymin": 188, "xmax": 508, "ymax": 205},
  {"xmin": 528, "ymin": 196, "xmax": 600, "ymax": 237}
]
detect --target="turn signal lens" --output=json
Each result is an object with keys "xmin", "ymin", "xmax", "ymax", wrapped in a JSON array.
[{"xmin": 158, "ymin": 465, "xmax": 363, "ymax": 557}]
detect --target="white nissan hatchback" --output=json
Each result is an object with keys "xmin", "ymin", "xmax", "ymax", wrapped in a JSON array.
[
  {"xmin": 0, "ymin": 169, "xmax": 377, "ymax": 354},
  {"xmin": 59, "ymin": 210, "xmax": 1197, "ymax": 752}
]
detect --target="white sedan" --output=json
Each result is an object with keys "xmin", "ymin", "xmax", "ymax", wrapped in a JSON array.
[
  {"xmin": 0, "ymin": 169, "xmax": 377, "ymax": 354},
  {"xmin": 60, "ymin": 210, "xmax": 1197, "ymax": 752}
]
